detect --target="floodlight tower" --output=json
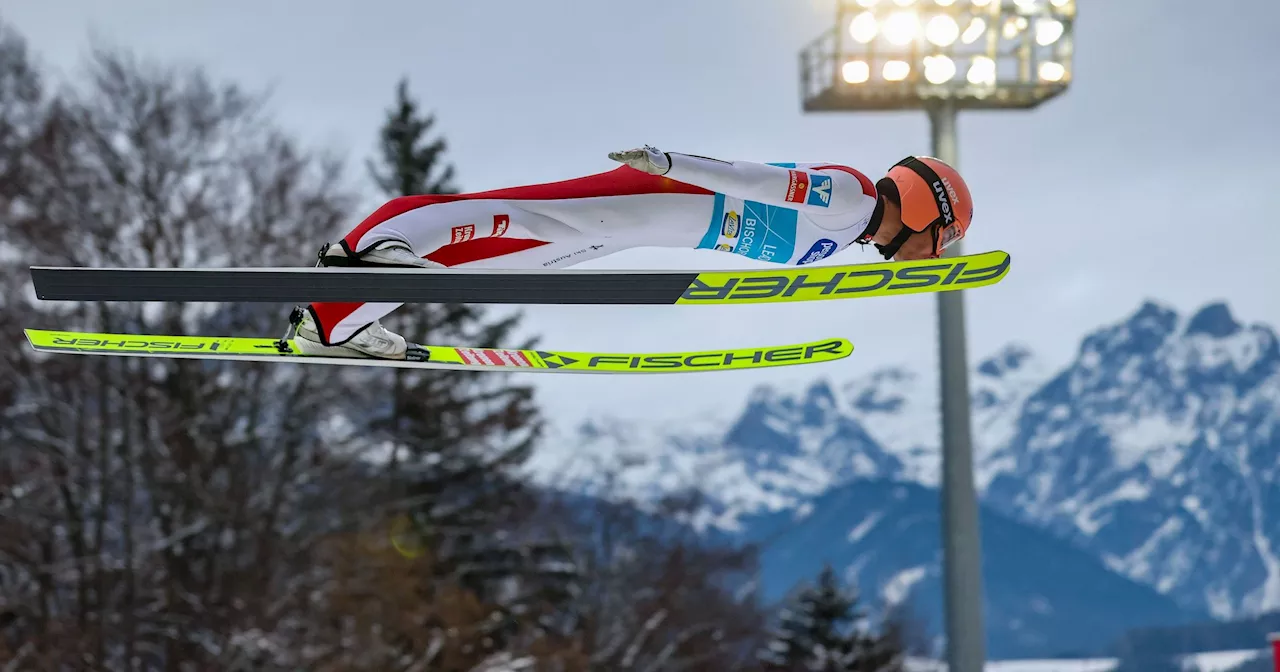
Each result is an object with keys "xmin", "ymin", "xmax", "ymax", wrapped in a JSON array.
[{"xmin": 798, "ymin": 1, "xmax": 1075, "ymax": 670}]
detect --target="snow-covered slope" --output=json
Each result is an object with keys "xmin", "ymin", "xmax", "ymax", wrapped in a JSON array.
[
  {"xmin": 984, "ymin": 301, "xmax": 1280, "ymax": 618},
  {"xmin": 905, "ymin": 648, "xmax": 1273, "ymax": 672},
  {"xmin": 840, "ymin": 342, "xmax": 1049, "ymax": 489},
  {"xmin": 741, "ymin": 479, "xmax": 1204, "ymax": 660}
]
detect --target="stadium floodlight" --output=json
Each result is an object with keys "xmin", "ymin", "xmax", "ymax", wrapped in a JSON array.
[
  {"xmin": 883, "ymin": 59, "xmax": 912, "ymax": 81},
  {"xmin": 925, "ymin": 14, "xmax": 961, "ymax": 46},
  {"xmin": 882, "ymin": 11, "xmax": 921, "ymax": 45},
  {"xmin": 850, "ymin": 12, "xmax": 880, "ymax": 42},
  {"xmin": 843, "ymin": 60, "xmax": 872, "ymax": 83},
  {"xmin": 1035, "ymin": 18, "xmax": 1065, "ymax": 45},
  {"xmin": 961, "ymin": 17, "xmax": 986, "ymax": 43},
  {"xmin": 798, "ymin": 3, "xmax": 1075, "ymax": 672},
  {"xmin": 924, "ymin": 55, "xmax": 958, "ymax": 84},
  {"xmin": 805, "ymin": 0, "xmax": 1074, "ymax": 109}
]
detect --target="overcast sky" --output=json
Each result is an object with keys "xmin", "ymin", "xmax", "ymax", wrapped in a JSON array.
[{"xmin": 6, "ymin": 0, "xmax": 1279, "ymax": 431}]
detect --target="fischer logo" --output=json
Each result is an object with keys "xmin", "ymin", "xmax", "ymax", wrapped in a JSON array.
[
  {"xmin": 785, "ymin": 170, "xmax": 809, "ymax": 204},
  {"xmin": 451, "ymin": 224, "xmax": 475, "ymax": 243},
  {"xmin": 579, "ymin": 340, "xmax": 847, "ymax": 370},
  {"xmin": 492, "ymin": 214, "xmax": 510, "ymax": 237},
  {"xmin": 933, "ymin": 181, "xmax": 954, "ymax": 225},
  {"xmin": 807, "ymin": 175, "xmax": 832, "ymax": 207},
  {"xmin": 679, "ymin": 252, "xmax": 1012, "ymax": 303},
  {"xmin": 52, "ymin": 337, "xmax": 212, "ymax": 350},
  {"xmin": 797, "ymin": 238, "xmax": 837, "ymax": 265}
]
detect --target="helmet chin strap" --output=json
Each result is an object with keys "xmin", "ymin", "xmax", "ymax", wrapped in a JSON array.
[
  {"xmin": 874, "ymin": 225, "xmax": 915, "ymax": 260},
  {"xmin": 856, "ymin": 189, "xmax": 916, "ymax": 260}
]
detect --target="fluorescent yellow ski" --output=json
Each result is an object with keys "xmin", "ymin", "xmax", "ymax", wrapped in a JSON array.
[
  {"xmin": 24, "ymin": 329, "xmax": 853, "ymax": 374},
  {"xmin": 675, "ymin": 249, "xmax": 1009, "ymax": 305}
]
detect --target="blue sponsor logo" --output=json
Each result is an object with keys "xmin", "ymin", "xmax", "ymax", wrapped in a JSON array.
[
  {"xmin": 806, "ymin": 174, "xmax": 833, "ymax": 207},
  {"xmin": 797, "ymin": 238, "xmax": 837, "ymax": 265}
]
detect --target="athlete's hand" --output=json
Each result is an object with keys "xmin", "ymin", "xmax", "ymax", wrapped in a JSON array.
[{"xmin": 608, "ymin": 145, "xmax": 671, "ymax": 175}]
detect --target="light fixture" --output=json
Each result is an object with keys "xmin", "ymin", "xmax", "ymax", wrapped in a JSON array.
[
  {"xmin": 894, "ymin": 0, "xmax": 917, "ymax": 6},
  {"xmin": 855, "ymin": 0, "xmax": 879, "ymax": 7},
  {"xmin": 1039, "ymin": 61, "xmax": 1066, "ymax": 82},
  {"xmin": 850, "ymin": 12, "xmax": 879, "ymax": 43},
  {"xmin": 883, "ymin": 60, "xmax": 911, "ymax": 81},
  {"xmin": 936, "ymin": 0, "xmax": 958, "ymax": 5},
  {"xmin": 926, "ymin": 15, "xmax": 961, "ymax": 46},
  {"xmin": 924, "ymin": 55, "xmax": 958, "ymax": 83},
  {"xmin": 883, "ymin": 11, "xmax": 920, "ymax": 45},
  {"xmin": 843, "ymin": 60, "xmax": 872, "ymax": 84},
  {"xmin": 967, "ymin": 55, "xmax": 996, "ymax": 84},
  {"xmin": 961, "ymin": 17, "xmax": 986, "ymax": 43},
  {"xmin": 1035, "ymin": 19, "xmax": 1064, "ymax": 45},
  {"xmin": 1002, "ymin": 16, "xmax": 1028, "ymax": 39},
  {"xmin": 1013, "ymin": 0, "xmax": 1038, "ymax": 11}
]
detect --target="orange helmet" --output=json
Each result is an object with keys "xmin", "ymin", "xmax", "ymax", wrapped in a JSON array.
[{"xmin": 857, "ymin": 156, "xmax": 974, "ymax": 259}]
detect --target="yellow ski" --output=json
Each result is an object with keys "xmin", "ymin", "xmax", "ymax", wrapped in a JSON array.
[{"xmin": 24, "ymin": 329, "xmax": 853, "ymax": 374}]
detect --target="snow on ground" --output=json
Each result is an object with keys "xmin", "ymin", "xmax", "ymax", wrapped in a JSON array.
[
  {"xmin": 903, "ymin": 648, "xmax": 1273, "ymax": 672},
  {"xmin": 1186, "ymin": 649, "xmax": 1270, "ymax": 672},
  {"xmin": 904, "ymin": 658, "xmax": 1115, "ymax": 672},
  {"xmin": 881, "ymin": 565, "xmax": 928, "ymax": 607}
]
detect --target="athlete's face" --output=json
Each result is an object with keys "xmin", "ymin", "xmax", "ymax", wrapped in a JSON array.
[
  {"xmin": 890, "ymin": 228, "xmax": 940, "ymax": 261},
  {"xmin": 873, "ymin": 198, "xmax": 940, "ymax": 261}
]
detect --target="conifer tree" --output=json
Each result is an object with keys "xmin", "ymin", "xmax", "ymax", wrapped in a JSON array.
[
  {"xmin": 364, "ymin": 77, "xmax": 574, "ymax": 656},
  {"xmin": 760, "ymin": 565, "xmax": 907, "ymax": 672}
]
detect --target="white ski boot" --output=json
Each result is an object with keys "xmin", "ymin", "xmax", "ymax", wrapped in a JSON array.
[
  {"xmin": 273, "ymin": 240, "xmax": 440, "ymax": 360},
  {"xmin": 316, "ymin": 239, "xmax": 444, "ymax": 269},
  {"xmin": 290, "ymin": 310, "xmax": 415, "ymax": 359}
]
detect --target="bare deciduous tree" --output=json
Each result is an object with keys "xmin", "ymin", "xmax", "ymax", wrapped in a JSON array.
[{"xmin": 0, "ymin": 21, "xmax": 784, "ymax": 672}]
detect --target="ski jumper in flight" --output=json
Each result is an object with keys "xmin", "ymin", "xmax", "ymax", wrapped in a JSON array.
[{"xmin": 294, "ymin": 145, "xmax": 975, "ymax": 360}]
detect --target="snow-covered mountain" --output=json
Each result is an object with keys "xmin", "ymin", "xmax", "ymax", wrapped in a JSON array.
[
  {"xmin": 983, "ymin": 301, "xmax": 1280, "ymax": 619},
  {"xmin": 528, "ymin": 299, "xmax": 1280, "ymax": 654},
  {"xmin": 531, "ymin": 339, "xmax": 1051, "ymax": 531}
]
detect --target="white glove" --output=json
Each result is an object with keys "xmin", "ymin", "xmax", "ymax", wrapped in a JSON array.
[{"xmin": 608, "ymin": 145, "xmax": 671, "ymax": 175}]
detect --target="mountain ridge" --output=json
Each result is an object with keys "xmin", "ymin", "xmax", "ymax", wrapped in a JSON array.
[{"xmin": 527, "ymin": 298, "xmax": 1280, "ymax": 653}]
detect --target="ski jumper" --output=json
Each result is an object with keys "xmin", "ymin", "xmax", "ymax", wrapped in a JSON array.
[{"xmin": 310, "ymin": 154, "xmax": 880, "ymax": 344}]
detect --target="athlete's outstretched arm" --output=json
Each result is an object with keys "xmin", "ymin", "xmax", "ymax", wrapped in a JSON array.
[{"xmin": 608, "ymin": 145, "xmax": 874, "ymax": 215}]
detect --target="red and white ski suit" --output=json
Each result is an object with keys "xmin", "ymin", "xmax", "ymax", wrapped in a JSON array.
[{"xmin": 311, "ymin": 153, "xmax": 880, "ymax": 344}]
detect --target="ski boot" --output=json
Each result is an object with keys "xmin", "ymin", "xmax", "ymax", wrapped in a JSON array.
[
  {"xmin": 315, "ymin": 239, "xmax": 443, "ymax": 269},
  {"xmin": 274, "ymin": 307, "xmax": 430, "ymax": 361},
  {"xmin": 270, "ymin": 240, "xmax": 437, "ymax": 360}
]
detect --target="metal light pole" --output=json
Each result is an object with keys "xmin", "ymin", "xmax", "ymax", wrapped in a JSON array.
[{"xmin": 798, "ymin": 2, "xmax": 1075, "ymax": 670}]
